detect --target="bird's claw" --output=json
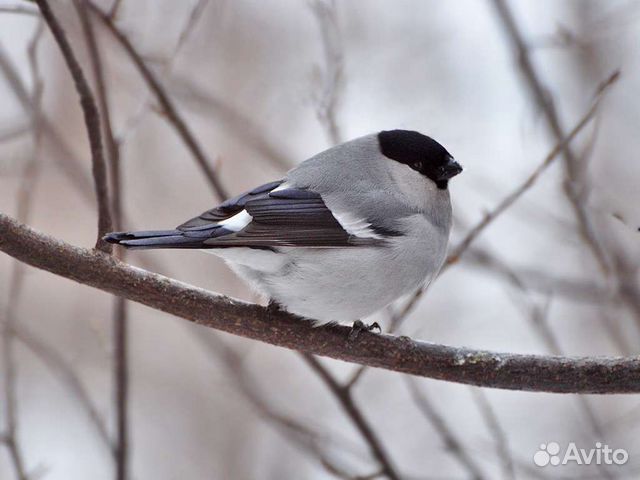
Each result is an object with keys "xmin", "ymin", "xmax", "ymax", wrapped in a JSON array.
[
  {"xmin": 267, "ymin": 300, "xmax": 283, "ymax": 321},
  {"xmin": 348, "ymin": 320, "xmax": 382, "ymax": 341}
]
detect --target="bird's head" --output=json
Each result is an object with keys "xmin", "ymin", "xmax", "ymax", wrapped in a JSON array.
[{"xmin": 378, "ymin": 130, "xmax": 462, "ymax": 189}]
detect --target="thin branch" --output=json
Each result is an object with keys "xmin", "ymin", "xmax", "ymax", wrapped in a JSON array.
[
  {"xmin": 518, "ymin": 296, "xmax": 611, "ymax": 449},
  {"xmin": 464, "ymin": 246, "xmax": 612, "ymax": 304},
  {"xmin": 302, "ymin": 355, "xmax": 401, "ymax": 480},
  {"xmin": 0, "ymin": 23, "xmax": 188, "ymax": 275},
  {"xmin": 0, "ymin": 123, "xmax": 31, "ymax": 143},
  {"xmin": 406, "ymin": 379, "xmax": 486, "ymax": 480},
  {"xmin": 469, "ymin": 388, "xmax": 515, "ymax": 480},
  {"xmin": 75, "ymin": 0, "xmax": 122, "ymax": 230},
  {"xmin": 74, "ymin": 3, "xmax": 129, "ymax": 477},
  {"xmin": 170, "ymin": 76, "xmax": 294, "ymax": 172},
  {"xmin": 0, "ymin": 23, "xmax": 46, "ymax": 480},
  {"xmin": 390, "ymin": 71, "xmax": 618, "ymax": 331},
  {"xmin": 2, "ymin": 315, "xmax": 29, "ymax": 480},
  {"xmin": 310, "ymin": 0, "xmax": 344, "ymax": 146},
  {"xmin": 107, "ymin": 0, "xmax": 122, "ymax": 20},
  {"xmin": 2, "ymin": 214, "xmax": 640, "ymax": 393},
  {"xmin": 86, "ymin": 1, "xmax": 228, "ymax": 200},
  {"xmin": 172, "ymin": 0, "xmax": 208, "ymax": 59},
  {"xmin": 491, "ymin": 0, "xmax": 612, "ymax": 275},
  {"xmin": 447, "ymin": 71, "xmax": 618, "ymax": 264},
  {"xmin": 0, "ymin": 45, "xmax": 94, "ymax": 200},
  {"xmin": 35, "ymin": 0, "xmax": 113, "ymax": 252},
  {"xmin": 109, "ymin": 0, "xmax": 209, "ymax": 156},
  {"xmin": 10, "ymin": 324, "xmax": 113, "ymax": 453},
  {"xmin": 0, "ymin": 5, "xmax": 39, "ymax": 16},
  {"xmin": 344, "ymin": 365, "xmax": 367, "ymax": 391},
  {"xmin": 197, "ymin": 334, "xmax": 369, "ymax": 479},
  {"xmin": 111, "ymin": 297, "xmax": 128, "ymax": 480}
]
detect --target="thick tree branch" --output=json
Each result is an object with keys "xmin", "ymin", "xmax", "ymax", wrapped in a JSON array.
[
  {"xmin": 1, "ymin": 213, "xmax": 640, "ymax": 394},
  {"xmin": 35, "ymin": 0, "xmax": 113, "ymax": 252}
]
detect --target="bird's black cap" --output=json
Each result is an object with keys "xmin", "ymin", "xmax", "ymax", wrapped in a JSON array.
[{"xmin": 378, "ymin": 130, "xmax": 461, "ymax": 189}]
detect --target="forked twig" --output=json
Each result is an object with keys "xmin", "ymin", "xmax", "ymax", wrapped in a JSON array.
[
  {"xmin": 35, "ymin": 0, "xmax": 113, "ymax": 252},
  {"xmin": 391, "ymin": 71, "xmax": 619, "ymax": 331},
  {"xmin": 302, "ymin": 354, "xmax": 402, "ymax": 480},
  {"xmin": 87, "ymin": 1, "xmax": 228, "ymax": 200}
]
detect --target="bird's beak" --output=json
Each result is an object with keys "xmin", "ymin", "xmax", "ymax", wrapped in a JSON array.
[{"xmin": 437, "ymin": 157, "xmax": 463, "ymax": 181}]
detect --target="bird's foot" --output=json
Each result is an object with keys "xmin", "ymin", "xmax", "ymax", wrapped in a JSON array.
[
  {"xmin": 348, "ymin": 320, "xmax": 381, "ymax": 341},
  {"xmin": 267, "ymin": 300, "xmax": 284, "ymax": 321}
]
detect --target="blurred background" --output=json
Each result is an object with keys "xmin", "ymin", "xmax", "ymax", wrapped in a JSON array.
[{"xmin": 1, "ymin": 0, "xmax": 640, "ymax": 478}]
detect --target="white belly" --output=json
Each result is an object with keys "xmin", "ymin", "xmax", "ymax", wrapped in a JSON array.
[{"xmin": 206, "ymin": 215, "xmax": 449, "ymax": 325}]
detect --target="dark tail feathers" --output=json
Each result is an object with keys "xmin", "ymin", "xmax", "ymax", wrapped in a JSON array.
[{"xmin": 103, "ymin": 230, "xmax": 207, "ymax": 249}]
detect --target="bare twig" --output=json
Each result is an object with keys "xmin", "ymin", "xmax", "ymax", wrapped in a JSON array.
[
  {"xmin": 464, "ymin": 246, "xmax": 612, "ymax": 304},
  {"xmin": 86, "ymin": 1, "xmax": 228, "ymax": 200},
  {"xmin": 2, "ymin": 314, "xmax": 29, "ymax": 480},
  {"xmin": 390, "ymin": 71, "xmax": 618, "ymax": 331},
  {"xmin": 0, "ymin": 23, "xmax": 46, "ymax": 480},
  {"xmin": 2, "ymin": 214, "xmax": 640, "ymax": 393},
  {"xmin": 75, "ymin": 0, "xmax": 122, "ymax": 229},
  {"xmin": 74, "ymin": 3, "xmax": 129, "ymax": 477},
  {"xmin": 107, "ymin": 0, "xmax": 122, "ymax": 20},
  {"xmin": 0, "ymin": 45, "xmax": 95, "ymax": 199},
  {"xmin": 518, "ymin": 296, "xmax": 611, "ymax": 451},
  {"xmin": 0, "ymin": 48, "xmax": 170, "ymax": 276},
  {"xmin": 469, "ymin": 388, "xmax": 515, "ymax": 480},
  {"xmin": 172, "ymin": 0, "xmax": 208, "ymax": 59},
  {"xmin": 507, "ymin": 287, "xmax": 617, "ymax": 479},
  {"xmin": 406, "ymin": 379, "xmax": 486, "ymax": 480},
  {"xmin": 344, "ymin": 365, "xmax": 367, "ymax": 391},
  {"xmin": 447, "ymin": 71, "xmax": 618, "ymax": 264},
  {"xmin": 36, "ymin": 0, "xmax": 113, "ymax": 252},
  {"xmin": 491, "ymin": 0, "xmax": 612, "ymax": 275},
  {"xmin": 310, "ymin": 0, "xmax": 344, "ymax": 146},
  {"xmin": 0, "ymin": 5, "xmax": 39, "ymax": 16},
  {"xmin": 197, "ymin": 334, "xmax": 370, "ymax": 479},
  {"xmin": 111, "ymin": 0, "xmax": 207, "ymax": 150},
  {"xmin": 111, "ymin": 297, "xmax": 128, "ymax": 480},
  {"xmin": 302, "ymin": 355, "xmax": 401, "ymax": 480},
  {"xmin": 170, "ymin": 76, "xmax": 294, "ymax": 171},
  {"xmin": 11, "ymin": 324, "xmax": 113, "ymax": 453},
  {"xmin": 0, "ymin": 123, "xmax": 31, "ymax": 143}
]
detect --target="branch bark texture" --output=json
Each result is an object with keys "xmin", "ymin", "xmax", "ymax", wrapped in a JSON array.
[{"xmin": 1, "ymin": 213, "xmax": 639, "ymax": 394}]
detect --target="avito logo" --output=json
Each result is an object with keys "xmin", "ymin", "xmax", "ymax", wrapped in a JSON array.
[{"xmin": 534, "ymin": 442, "xmax": 628, "ymax": 467}]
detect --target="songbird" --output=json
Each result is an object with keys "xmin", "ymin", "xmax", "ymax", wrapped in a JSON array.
[{"xmin": 104, "ymin": 130, "xmax": 462, "ymax": 334}]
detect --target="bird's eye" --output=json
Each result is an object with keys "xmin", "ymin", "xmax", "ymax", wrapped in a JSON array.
[{"xmin": 411, "ymin": 161, "xmax": 422, "ymax": 171}]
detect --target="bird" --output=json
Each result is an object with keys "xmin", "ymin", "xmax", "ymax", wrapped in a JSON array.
[{"xmin": 104, "ymin": 130, "xmax": 462, "ymax": 335}]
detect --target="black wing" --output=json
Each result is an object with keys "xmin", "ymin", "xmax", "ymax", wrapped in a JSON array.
[
  {"xmin": 180, "ymin": 185, "xmax": 379, "ymax": 248},
  {"xmin": 105, "ymin": 180, "xmax": 380, "ymax": 249},
  {"xmin": 177, "ymin": 180, "xmax": 284, "ymax": 228}
]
